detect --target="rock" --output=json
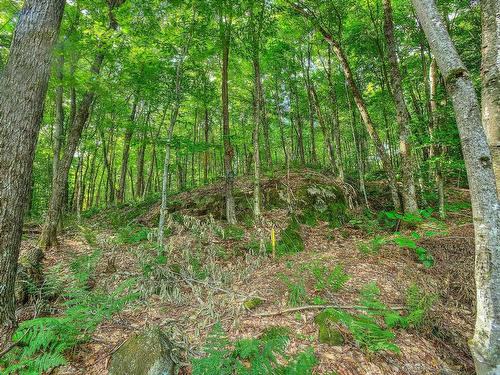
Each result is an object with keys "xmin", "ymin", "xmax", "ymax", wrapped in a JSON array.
[
  {"xmin": 314, "ymin": 311, "xmax": 344, "ymax": 346},
  {"xmin": 108, "ymin": 327, "xmax": 175, "ymax": 375},
  {"xmin": 243, "ymin": 297, "xmax": 263, "ymax": 310}
]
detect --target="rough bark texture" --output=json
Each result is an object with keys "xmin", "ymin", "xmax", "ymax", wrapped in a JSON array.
[
  {"xmin": 383, "ymin": 0, "xmax": 419, "ymax": 214},
  {"xmin": 481, "ymin": 0, "xmax": 500, "ymax": 197},
  {"xmin": 412, "ymin": 0, "xmax": 500, "ymax": 373},
  {"xmin": 0, "ymin": 0, "xmax": 65, "ymax": 326}
]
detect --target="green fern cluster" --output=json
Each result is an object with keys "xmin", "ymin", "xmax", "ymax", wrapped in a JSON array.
[
  {"xmin": 1, "ymin": 253, "xmax": 138, "ymax": 375},
  {"xmin": 310, "ymin": 264, "xmax": 350, "ymax": 293},
  {"xmin": 191, "ymin": 323, "xmax": 316, "ymax": 375}
]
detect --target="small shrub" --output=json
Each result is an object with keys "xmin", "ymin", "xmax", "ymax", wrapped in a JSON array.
[{"xmin": 279, "ymin": 275, "xmax": 308, "ymax": 307}]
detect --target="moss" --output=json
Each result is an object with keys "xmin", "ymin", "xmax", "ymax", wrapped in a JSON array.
[
  {"xmin": 314, "ymin": 311, "xmax": 344, "ymax": 346},
  {"xmin": 244, "ymin": 298, "xmax": 264, "ymax": 310}
]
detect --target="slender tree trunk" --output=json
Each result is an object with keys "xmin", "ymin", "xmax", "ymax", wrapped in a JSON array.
[
  {"xmin": 383, "ymin": 0, "xmax": 419, "ymax": 214},
  {"xmin": 429, "ymin": 59, "xmax": 446, "ymax": 219},
  {"xmin": 221, "ymin": 14, "xmax": 237, "ymax": 224},
  {"xmin": 41, "ymin": 0, "xmax": 124, "ymax": 248},
  {"xmin": 118, "ymin": 98, "xmax": 138, "ymax": 203},
  {"xmin": 481, "ymin": 0, "xmax": 500, "ymax": 197},
  {"xmin": 311, "ymin": 84, "xmax": 336, "ymax": 171},
  {"xmin": 294, "ymin": 9, "xmax": 401, "ymax": 210},
  {"xmin": 0, "ymin": 0, "xmax": 65, "ymax": 327},
  {"xmin": 52, "ymin": 52, "xmax": 65, "ymax": 181},
  {"xmin": 158, "ymin": 27, "xmax": 193, "ymax": 246},
  {"xmin": 204, "ymin": 107, "xmax": 210, "ymax": 184},
  {"xmin": 412, "ymin": 1, "xmax": 500, "ymax": 373}
]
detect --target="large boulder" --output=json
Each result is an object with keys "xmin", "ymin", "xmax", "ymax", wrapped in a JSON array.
[{"xmin": 108, "ymin": 327, "xmax": 176, "ymax": 375}]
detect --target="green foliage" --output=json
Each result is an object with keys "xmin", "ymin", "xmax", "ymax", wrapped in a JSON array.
[
  {"xmin": 117, "ymin": 225, "xmax": 151, "ymax": 244},
  {"xmin": 357, "ymin": 236, "xmax": 386, "ymax": 255},
  {"xmin": 218, "ymin": 224, "xmax": 245, "ymax": 241},
  {"xmin": 279, "ymin": 275, "xmax": 308, "ymax": 307},
  {"xmin": 272, "ymin": 218, "xmax": 304, "ymax": 256},
  {"xmin": 310, "ymin": 264, "xmax": 350, "ymax": 293},
  {"xmin": 393, "ymin": 233, "xmax": 434, "ymax": 268},
  {"xmin": 191, "ymin": 323, "xmax": 316, "ymax": 375},
  {"xmin": 1, "ymin": 254, "xmax": 137, "ymax": 375}
]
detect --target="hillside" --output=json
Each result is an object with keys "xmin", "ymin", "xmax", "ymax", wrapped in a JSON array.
[{"xmin": 11, "ymin": 170, "xmax": 476, "ymax": 375}]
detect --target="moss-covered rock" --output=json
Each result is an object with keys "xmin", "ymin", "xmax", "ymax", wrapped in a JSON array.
[
  {"xmin": 244, "ymin": 297, "xmax": 263, "ymax": 310},
  {"xmin": 108, "ymin": 327, "xmax": 175, "ymax": 375},
  {"xmin": 314, "ymin": 311, "xmax": 344, "ymax": 346}
]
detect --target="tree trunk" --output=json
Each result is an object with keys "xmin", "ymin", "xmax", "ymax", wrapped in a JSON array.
[
  {"xmin": 429, "ymin": 59, "xmax": 446, "ymax": 219},
  {"xmin": 118, "ymin": 98, "xmax": 138, "ymax": 203},
  {"xmin": 294, "ymin": 9, "xmax": 401, "ymax": 211},
  {"xmin": 383, "ymin": 0, "xmax": 419, "ymax": 214},
  {"xmin": 0, "ymin": 0, "xmax": 65, "ymax": 327},
  {"xmin": 52, "ymin": 52, "xmax": 65, "ymax": 181},
  {"xmin": 221, "ymin": 15, "xmax": 237, "ymax": 224},
  {"xmin": 481, "ymin": 0, "xmax": 500, "ymax": 197},
  {"xmin": 41, "ymin": 0, "xmax": 124, "ymax": 248},
  {"xmin": 412, "ymin": 0, "xmax": 500, "ymax": 373}
]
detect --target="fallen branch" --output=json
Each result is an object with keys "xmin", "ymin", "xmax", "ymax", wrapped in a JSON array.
[{"xmin": 253, "ymin": 304, "xmax": 406, "ymax": 317}]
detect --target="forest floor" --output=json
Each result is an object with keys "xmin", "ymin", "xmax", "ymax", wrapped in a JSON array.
[{"xmin": 17, "ymin": 169, "xmax": 476, "ymax": 375}]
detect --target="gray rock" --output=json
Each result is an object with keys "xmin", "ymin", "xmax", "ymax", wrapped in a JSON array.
[{"xmin": 108, "ymin": 327, "xmax": 175, "ymax": 375}]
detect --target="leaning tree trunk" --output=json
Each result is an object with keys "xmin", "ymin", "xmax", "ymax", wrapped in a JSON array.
[
  {"xmin": 293, "ymin": 5, "xmax": 401, "ymax": 211},
  {"xmin": 0, "ymin": 0, "xmax": 65, "ymax": 327},
  {"xmin": 383, "ymin": 0, "xmax": 419, "ymax": 214},
  {"xmin": 41, "ymin": 0, "xmax": 125, "ymax": 249},
  {"xmin": 412, "ymin": 0, "xmax": 500, "ymax": 373},
  {"xmin": 481, "ymin": 0, "xmax": 500, "ymax": 198}
]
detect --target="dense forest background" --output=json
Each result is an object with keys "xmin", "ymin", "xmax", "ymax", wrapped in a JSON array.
[{"xmin": 1, "ymin": 0, "xmax": 499, "ymax": 374}]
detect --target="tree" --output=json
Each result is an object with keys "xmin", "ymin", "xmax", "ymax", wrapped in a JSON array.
[
  {"xmin": 40, "ymin": 0, "xmax": 126, "ymax": 248},
  {"xmin": 382, "ymin": 0, "xmax": 419, "ymax": 214},
  {"xmin": 0, "ymin": 0, "xmax": 65, "ymax": 327},
  {"xmin": 220, "ymin": 0, "xmax": 237, "ymax": 224},
  {"xmin": 411, "ymin": 0, "xmax": 500, "ymax": 373},
  {"xmin": 481, "ymin": 0, "xmax": 500, "ymax": 197}
]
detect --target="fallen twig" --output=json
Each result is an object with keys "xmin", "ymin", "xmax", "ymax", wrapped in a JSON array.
[{"xmin": 253, "ymin": 304, "xmax": 406, "ymax": 317}]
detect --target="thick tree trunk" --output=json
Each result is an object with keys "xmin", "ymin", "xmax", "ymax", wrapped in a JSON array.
[
  {"xmin": 412, "ymin": 0, "xmax": 500, "ymax": 373},
  {"xmin": 0, "ymin": 0, "xmax": 65, "ymax": 327},
  {"xmin": 383, "ymin": 0, "xmax": 419, "ymax": 214},
  {"xmin": 481, "ymin": 0, "xmax": 500, "ymax": 197}
]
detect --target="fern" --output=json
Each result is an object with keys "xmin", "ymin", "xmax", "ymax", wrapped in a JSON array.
[
  {"xmin": 192, "ymin": 323, "xmax": 316, "ymax": 375},
  {"xmin": 1, "ymin": 253, "xmax": 137, "ymax": 375}
]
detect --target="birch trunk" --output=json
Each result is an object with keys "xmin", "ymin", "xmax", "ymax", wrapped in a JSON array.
[
  {"xmin": 481, "ymin": 0, "xmax": 500, "ymax": 197},
  {"xmin": 412, "ymin": 0, "xmax": 500, "ymax": 373}
]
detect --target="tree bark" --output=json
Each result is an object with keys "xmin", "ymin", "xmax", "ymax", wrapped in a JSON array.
[
  {"xmin": 412, "ymin": 0, "xmax": 500, "ymax": 373},
  {"xmin": 383, "ymin": 0, "xmax": 419, "ymax": 214},
  {"xmin": 221, "ymin": 11, "xmax": 237, "ymax": 224},
  {"xmin": 0, "ymin": 0, "xmax": 65, "ymax": 327},
  {"xmin": 481, "ymin": 0, "xmax": 500, "ymax": 197},
  {"xmin": 117, "ymin": 97, "xmax": 138, "ymax": 203}
]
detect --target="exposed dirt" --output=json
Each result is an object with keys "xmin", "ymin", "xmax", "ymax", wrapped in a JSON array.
[{"xmin": 14, "ymin": 176, "xmax": 476, "ymax": 375}]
